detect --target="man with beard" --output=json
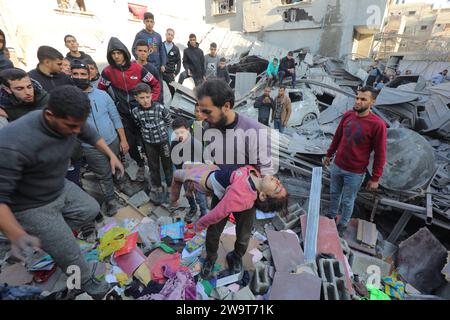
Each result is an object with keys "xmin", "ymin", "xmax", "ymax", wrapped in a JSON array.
[
  {"xmin": 323, "ymin": 86, "xmax": 386, "ymax": 237},
  {"xmin": 195, "ymin": 79, "xmax": 273, "ymax": 279}
]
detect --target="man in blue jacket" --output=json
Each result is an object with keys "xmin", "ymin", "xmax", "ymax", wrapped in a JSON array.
[
  {"xmin": 71, "ymin": 62, "xmax": 129, "ymax": 217},
  {"xmin": 131, "ymin": 12, "xmax": 167, "ymax": 74}
]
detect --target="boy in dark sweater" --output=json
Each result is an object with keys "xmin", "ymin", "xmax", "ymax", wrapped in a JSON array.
[
  {"xmin": 216, "ymin": 57, "xmax": 231, "ymax": 84},
  {"xmin": 132, "ymin": 83, "xmax": 172, "ymax": 205}
]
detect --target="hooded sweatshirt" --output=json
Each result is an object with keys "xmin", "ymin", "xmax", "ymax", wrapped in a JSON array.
[
  {"xmin": 0, "ymin": 78, "xmax": 49, "ymax": 121},
  {"xmin": 0, "ymin": 29, "xmax": 13, "ymax": 71},
  {"xmin": 132, "ymin": 29, "xmax": 167, "ymax": 70},
  {"xmin": 266, "ymin": 59, "xmax": 279, "ymax": 77},
  {"xmin": 98, "ymin": 37, "xmax": 161, "ymax": 117},
  {"xmin": 183, "ymin": 41, "xmax": 205, "ymax": 79}
]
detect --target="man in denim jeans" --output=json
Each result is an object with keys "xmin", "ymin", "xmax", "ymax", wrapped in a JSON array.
[
  {"xmin": 323, "ymin": 86, "xmax": 387, "ymax": 236},
  {"xmin": 271, "ymin": 86, "xmax": 291, "ymax": 133}
]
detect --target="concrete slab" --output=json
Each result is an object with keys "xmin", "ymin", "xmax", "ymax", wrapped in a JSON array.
[
  {"xmin": 128, "ymin": 191, "xmax": 150, "ymax": 208},
  {"xmin": 351, "ymin": 251, "xmax": 391, "ymax": 283},
  {"xmin": 301, "ymin": 215, "xmax": 353, "ymax": 295},
  {"xmin": 397, "ymin": 227, "xmax": 447, "ymax": 294},
  {"xmin": 232, "ymin": 286, "xmax": 255, "ymax": 300},
  {"xmin": 267, "ymin": 230, "xmax": 304, "ymax": 273},
  {"xmin": 152, "ymin": 206, "xmax": 172, "ymax": 218},
  {"xmin": 269, "ymin": 272, "xmax": 321, "ymax": 300}
]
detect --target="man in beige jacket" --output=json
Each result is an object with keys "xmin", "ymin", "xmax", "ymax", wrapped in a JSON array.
[{"xmin": 271, "ymin": 86, "xmax": 291, "ymax": 133}]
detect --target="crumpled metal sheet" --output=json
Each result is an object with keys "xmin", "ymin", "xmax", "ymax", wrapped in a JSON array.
[
  {"xmin": 287, "ymin": 120, "xmax": 333, "ymax": 155},
  {"xmin": 369, "ymin": 128, "xmax": 436, "ymax": 191}
]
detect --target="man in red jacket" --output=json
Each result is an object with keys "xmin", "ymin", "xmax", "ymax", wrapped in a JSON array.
[
  {"xmin": 323, "ymin": 86, "xmax": 386, "ymax": 236},
  {"xmin": 98, "ymin": 37, "xmax": 160, "ymax": 182}
]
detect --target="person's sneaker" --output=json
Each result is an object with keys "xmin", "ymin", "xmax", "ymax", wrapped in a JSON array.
[
  {"xmin": 200, "ymin": 259, "xmax": 216, "ymax": 280},
  {"xmin": 77, "ymin": 225, "xmax": 97, "ymax": 243},
  {"xmin": 105, "ymin": 200, "xmax": 118, "ymax": 217},
  {"xmin": 94, "ymin": 213, "xmax": 104, "ymax": 224},
  {"xmin": 82, "ymin": 278, "xmax": 111, "ymax": 300},
  {"xmin": 226, "ymin": 251, "xmax": 243, "ymax": 274},
  {"xmin": 136, "ymin": 166, "xmax": 145, "ymax": 182},
  {"xmin": 337, "ymin": 224, "xmax": 347, "ymax": 238}
]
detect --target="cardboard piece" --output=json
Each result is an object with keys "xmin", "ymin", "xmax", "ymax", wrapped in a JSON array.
[
  {"xmin": 115, "ymin": 205, "xmax": 146, "ymax": 222},
  {"xmin": 133, "ymin": 263, "xmax": 152, "ymax": 286}
]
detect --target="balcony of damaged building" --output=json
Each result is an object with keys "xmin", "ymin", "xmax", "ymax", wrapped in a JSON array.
[{"xmin": 165, "ymin": 38, "xmax": 450, "ymax": 300}]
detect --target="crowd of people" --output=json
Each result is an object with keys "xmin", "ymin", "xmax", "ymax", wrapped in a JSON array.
[
  {"xmin": 0, "ymin": 11, "xmax": 391, "ymax": 299},
  {"xmin": 0, "ymin": 12, "xmax": 290, "ymax": 299}
]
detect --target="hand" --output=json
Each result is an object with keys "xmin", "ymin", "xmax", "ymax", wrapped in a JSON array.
[
  {"xmin": 160, "ymin": 66, "xmax": 166, "ymax": 73},
  {"xmin": 0, "ymin": 108, "xmax": 7, "ymax": 118},
  {"xmin": 263, "ymin": 97, "xmax": 271, "ymax": 103},
  {"xmin": 187, "ymin": 70, "xmax": 192, "ymax": 76},
  {"xmin": 110, "ymin": 155, "xmax": 125, "ymax": 178},
  {"xmin": 366, "ymin": 180, "xmax": 379, "ymax": 191},
  {"xmin": 11, "ymin": 233, "xmax": 41, "ymax": 261},
  {"xmin": 120, "ymin": 140, "xmax": 129, "ymax": 155},
  {"xmin": 322, "ymin": 156, "xmax": 331, "ymax": 166},
  {"xmin": 282, "ymin": 121, "xmax": 287, "ymax": 126}
]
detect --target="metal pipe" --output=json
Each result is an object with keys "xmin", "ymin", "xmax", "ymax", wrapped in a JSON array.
[{"xmin": 304, "ymin": 167, "xmax": 323, "ymax": 263}]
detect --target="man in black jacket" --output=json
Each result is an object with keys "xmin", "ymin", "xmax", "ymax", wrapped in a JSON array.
[
  {"xmin": 0, "ymin": 68, "xmax": 49, "ymax": 122},
  {"xmin": 254, "ymin": 86, "xmax": 274, "ymax": 126},
  {"xmin": 162, "ymin": 28, "xmax": 181, "ymax": 96},
  {"xmin": 278, "ymin": 51, "xmax": 297, "ymax": 88},
  {"xmin": 28, "ymin": 46, "xmax": 73, "ymax": 93},
  {"xmin": 178, "ymin": 34, "xmax": 205, "ymax": 87},
  {"xmin": 64, "ymin": 34, "xmax": 93, "ymax": 65}
]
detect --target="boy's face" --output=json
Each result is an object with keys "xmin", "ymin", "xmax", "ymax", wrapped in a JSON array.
[
  {"xmin": 209, "ymin": 47, "xmax": 217, "ymax": 56},
  {"xmin": 189, "ymin": 37, "xmax": 197, "ymax": 47},
  {"xmin": 136, "ymin": 45, "xmax": 149, "ymax": 61},
  {"xmin": 65, "ymin": 37, "xmax": 78, "ymax": 52},
  {"xmin": 174, "ymin": 127, "xmax": 189, "ymax": 142},
  {"xmin": 144, "ymin": 18, "xmax": 154, "ymax": 31},
  {"xmin": 218, "ymin": 61, "xmax": 226, "ymax": 69},
  {"xmin": 111, "ymin": 50, "xmax": 125, "ymax": 65},
  {"xmin": 135, "ymin": 92, "xmax": 152, "ymax": 108},
  {"xmin": 194, "ymin": 106, "xmax": 206, "ymax": 121}
]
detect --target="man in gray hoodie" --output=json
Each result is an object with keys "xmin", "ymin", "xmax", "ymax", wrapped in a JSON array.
[{"xmin": 0, "ymin": 85, "xmax": 124, "ymax": 299}]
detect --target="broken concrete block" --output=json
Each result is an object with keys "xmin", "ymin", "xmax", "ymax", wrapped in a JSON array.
[
  {"xmin": 294, "ymin": 261, "xmax": 318, "ymax": 277},
  {"xmin": 397, "ymin": 227, "xmax": 447, "ymax": 294},
  {"xmin": 216, "ymin": 270, "xmax": 243, "ymax": 288},
  {"xmin": 128, "ymin": 191, "xmax": 150, "ymax": 208},
  {"xmin": 152, "ymin": 206, "xmax": 171, "ymax": 219},
  {"xmin": 232, "ymin": 286, "xmax": 255, "ymax": 300},
  {"xmin": 125, "ymin": 160, "xmax": 139, "ymax": 181},
  {"xmin": 318, "ymin": 258, "xmax": 351, "ymax": 300},
  {"xmin": 351, "ymin": 251, "xmax": 391, "ymax": 284},
  {"xmin": 210, "ymin": 286, "xmax": 232, "ymax": 300},
  {"xmin": 250, "ymin": 262, "xmax": 270, "ymax": 295},
  {"xmin": 272, "ymin": 212, "xmax": 300, "ymax": 231}
]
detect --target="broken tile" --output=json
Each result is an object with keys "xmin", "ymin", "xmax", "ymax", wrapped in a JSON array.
[
  {"xmin": 397, "ymin": 227, "xmax": 447, "ymax": 294},
  {"xmin": 269, "ymin": 272, "xmax": 321, "ymax": 300},
  {"xmin": 128, "ymin": 191, "xmax": 150, "ymax": 208},
  {"xmin": 351, "ymin": 251, "xmax": 391, "ymax": 284},
  {"xmin": 232, "ymin": 286, "xmax": 255, "ymax": 300},
  {"xmin": 267, "ymin": 230, "xmax": 304, "ymax": 273}
]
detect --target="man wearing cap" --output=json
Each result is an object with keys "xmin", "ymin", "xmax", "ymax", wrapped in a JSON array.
[{"xmin": 278, "ymin": 51, "xmax": 297, "ymax": 88}]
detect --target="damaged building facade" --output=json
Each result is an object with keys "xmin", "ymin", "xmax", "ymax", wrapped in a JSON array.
[{"xmin": 205, "ymin": 0, "xmax": 388, "ymax": 58}]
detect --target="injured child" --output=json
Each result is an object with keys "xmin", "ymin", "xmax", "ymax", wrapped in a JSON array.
[{"xmin": 170, "ymin": 163, "xmax": 289, "ymax": 232}]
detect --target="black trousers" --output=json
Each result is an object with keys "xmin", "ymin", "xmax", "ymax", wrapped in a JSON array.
[
  {"xmin": 163, "ymin": 73, "xmax": 176, "ymax": 97},
  {"xmin": 205, "ymin": 195, "xmax": 256, "ymax": 262},
  {"xmin": 143, "ymin": 141, "xmax": 173, "ymax": 189},
  {"xmin": 121, "ymin": 115, "xmax": 144, "ymax": 167}
]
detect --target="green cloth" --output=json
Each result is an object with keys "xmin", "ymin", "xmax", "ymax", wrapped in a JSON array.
[{"xmin": 366, "ymin": 284, "xmax": 391, "ymax": 300}]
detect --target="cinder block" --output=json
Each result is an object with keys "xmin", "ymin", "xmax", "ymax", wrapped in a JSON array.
[
  {"xmin": 318, "ymin": 258, "xmax": 351, "ymax": 300},
  {"xmin": 251, "ymin": 262, "xmax": 271, "ymax": 295},
  {"xmin": 272, "ymin": 212, "xmax": 300, "ymax": 231}
]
